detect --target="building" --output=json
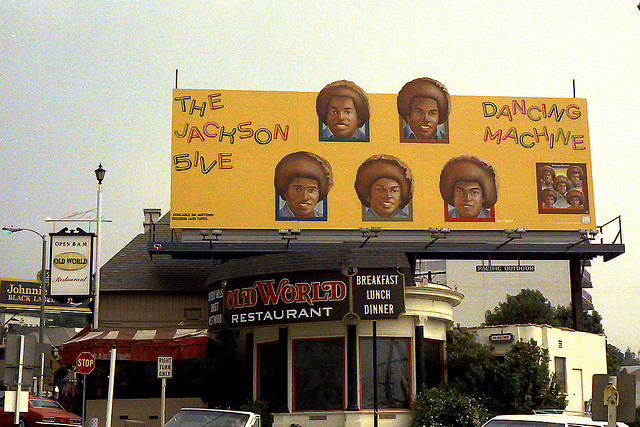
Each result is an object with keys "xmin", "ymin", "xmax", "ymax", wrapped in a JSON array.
[
  {"xmin": 52, "ymin": 205, "xmax": 626, "ymax": 427},
  {"xmin": 468, "ymin": 324, "xmax": 607, "ymax": 413}
]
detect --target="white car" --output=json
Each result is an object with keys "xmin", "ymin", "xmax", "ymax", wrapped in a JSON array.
[
  {"xmin": 482, "ymin": 413, "xmax": 629, "ymax": 427},
  {"xmin": 164, "ymin": 408, "xmax": 261, "ymax": 427}
]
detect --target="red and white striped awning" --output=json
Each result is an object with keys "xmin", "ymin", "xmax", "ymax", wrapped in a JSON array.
[{"xmin": 59, "ymin": 328, "xmax": 208, "ymax": 365}]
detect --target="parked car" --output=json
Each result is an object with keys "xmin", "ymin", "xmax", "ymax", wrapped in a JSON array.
[
  {"xmin": 0, "ymin": 394, "xmax": 82, "ymax": 427},
  {"xmin": 164, "ymin": 408, "xmax": 261, "ymax": 427},
  {"xmin": 482, "ymin": 413, "xmax": 629, "ymax": 427}
]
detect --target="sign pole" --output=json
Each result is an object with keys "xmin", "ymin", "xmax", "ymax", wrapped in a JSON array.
[
  {"xmin": 39, "ymin": 352, "xmax": 45, "ymax": 398},
  {"xmin": 106, "ymin": 346, "xmax": 116, "ymax": 427},
  {"xmin": 606, "ymin": 376, "xmax": 618, "ymax": 427},
  {"xmin": 14, "ymin": 335, "xmax": 24, "ymax": 427},
  {"xmin": 82, "ymin": 373, "xmax": 87, "ymax": 423},
  {"xmin": 75, "ymin": 351, "xmax": 95, "ymax": 424},
  {"xmin": 157, "ymin": 356, "xmax": 173, "ymax": 426},
  {"xmin": 372, "ymin": 321, "xmax": 378, "ymax": 427},
  {"xmin": 161, "ymin": 378, "xmax": 166, "ymax": 426}
]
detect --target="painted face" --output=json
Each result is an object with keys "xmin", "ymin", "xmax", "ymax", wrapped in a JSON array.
[
  {"xmin": 284, "ymin": 177, "xmax": 320, "ymax": 217},
  {"xmin": 569, "ymin": 172, "xmax": 581, "ymax": 186},
  {"xmin": 453, "ymin": 180, "xmax": 485, "ymax": 218},
  {"xmin": 568, "ymin": 196, "xmax": 581, "ymax": 208},
  {"xmin": 325, "ymin": 96, "xmax": 359, "ymax": 138},
  {"xmin": 542, "ymin": 171, "xmax": 553, "ymax": 185},
  {"xmin": 544, "ymin": 195, "xmax": 556, "ymax": 208},
  {"xmin": 406, "ymin": 97, "xmax": 439, "ymax": 139},
  {"xmin": 367, "ymin": 177, "xmax": 402, "ymax": 217},
  {"xmin": 556, "ymin": 182, "xmax": 568, "ymax": 194}
]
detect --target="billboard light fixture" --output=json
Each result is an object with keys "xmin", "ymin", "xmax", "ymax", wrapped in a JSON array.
[
  {"xmin": 278, "ymin": 229, "xmax": 301, "ymax": 248},
  {"xmin": 497, "ymin": 228, "xmax": 526, "ymax": 249},
  {"xmin": 568, "ymin": 229, "xmax": 598, "ymax": 249},
  {"xmin": 359, "ymin": 227, "xmax": 381, "ymax": 248},
  {"xmin": 201, "ymin": 229, "xmax": 223, "ymax": 241},
  {"xmin": 425, "ymin": 227, "xmax": 450, "ymax": 248}
]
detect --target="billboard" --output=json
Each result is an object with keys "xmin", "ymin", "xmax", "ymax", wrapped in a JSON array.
[
  {"xmin": 0, "ymin": 278, "xmax": 91, "ymax": 313},
  {"xmin": 171, "ymin": 78, "xmax": 594, "ymax": 231}
]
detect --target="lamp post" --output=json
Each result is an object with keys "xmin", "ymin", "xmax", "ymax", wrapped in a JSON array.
[
  {"xmin": 93, "ymin": 164, "xmax": 105, "ymax": 331},
  {"xmin": 1, "ymin": 227, "xmax": 47, "ymax": 343},
  {"xmin": 1, "ymin": 225, "xmax": 47, "ymax": 397}
]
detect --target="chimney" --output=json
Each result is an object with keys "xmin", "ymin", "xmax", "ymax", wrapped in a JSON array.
[{"xmin": 143, "ymin": 209, "xmax": 161, "ymax": 234}]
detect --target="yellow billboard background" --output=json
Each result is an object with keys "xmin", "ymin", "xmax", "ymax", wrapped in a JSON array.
[{"xmin": 171, "ymin": 87, "xmax": 594, "ymax": 230}]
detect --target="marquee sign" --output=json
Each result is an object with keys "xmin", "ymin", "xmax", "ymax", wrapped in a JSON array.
[
  {"xmin": 0, "ymin": 278, "xmax": 91, "ymax": 313},
  {"xmin": 172, "ymin": 79, "xmax": 595, "ymax": 231},
  {"xmin": 208, "ymin": 268, "xmax": 406, "ymax": 330}
]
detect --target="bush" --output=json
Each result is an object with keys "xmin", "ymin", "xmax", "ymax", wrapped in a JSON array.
[{"xmin": 411, "ymin": 387, "xmax": 489, "ymax": 427}]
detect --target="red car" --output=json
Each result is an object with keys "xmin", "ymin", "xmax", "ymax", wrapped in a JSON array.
[{"xmin": 0, "ymin": 395, "xmax": 82, "ymax": 427}]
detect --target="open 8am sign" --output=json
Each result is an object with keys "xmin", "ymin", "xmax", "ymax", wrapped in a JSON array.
[{"xmin": 76, "ymin": 352, "xmax": 95, "ymax": 375}]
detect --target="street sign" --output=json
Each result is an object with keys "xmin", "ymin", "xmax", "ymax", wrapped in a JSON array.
[
  {"xmin": 592, "ymin": 373, "xmax": 636, "ymax": 422},
  {"xmin": 604, "ymin": 383, "xmax": 619, "ymax": 406},
  {"xmin": 157, "ymin": 356, "xmax": 172, "ymax": 378},
  {"xmin": 76, "ymin": 352, "xmax": 96, "ymax": 375},
  {"xmin": 3, "ymin": 391, "xmax": 29, "ymax": 412},
  {"xmin": 4, "ymin": 334, "xmax": 36, "ymax": 388}
]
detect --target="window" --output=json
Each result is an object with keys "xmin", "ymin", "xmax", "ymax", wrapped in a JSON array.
[
  {"xmin": 184, "ymin": 308, "xmax": 202, "ymax": 321},
  {"xmin": 414, "ymin": 259, "xmax": 447, "ymax": 286},
  {"xmin": 424, "ymin": 339, "xmax": 444, "ymax": 388},
  {"xmin": 293, "ymin": 338, "xmax": 345, "ymax": 411},
  {"xmin": 85, "ymin": 358, "xmax": 208, "ymax": 399},
  {"xmin": 360, "ymin": 337, "xmax": 410, "ymax": 409},
  {"xmin": 554, "ymin": 356, "xmax": 567, "ymax": 392},
  {"xmin": 257, "ymin": 342, "xmax": 281, "ymax": 405}
]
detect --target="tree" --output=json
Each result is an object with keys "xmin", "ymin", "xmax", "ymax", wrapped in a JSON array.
[
  {"xmin": 622, "ymin": 347, "xmax": 640, "ymax": 365},
  {"xmin": 491, "ymin": 339, "xmax": 566, "ymax": 415},
  {"xmin": 552, "ymin": 305, "xmax": 604, "ymax": 333},
  {"xmin": 485, "ymin": 289, "xmax": 605, "ymax": 335},
  {"xmin": 447, "ymin": 327, "xmax": 498, "ymax": 400},
  {"xmin": 485, "ymin": 289, "xmax": 554, "ymax": 326},
  {"xmin": 411, "ymin": 387, "xmax": 488, "ymax": 427},
  {"xmin": 446, "ymin": 328, "xmax": 566, "ymax": 417}
]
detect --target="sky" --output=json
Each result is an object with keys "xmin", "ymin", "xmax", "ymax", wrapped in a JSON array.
[{"xmin": 1, "ymin": 1, "xmax": 639, "ymax": 351}]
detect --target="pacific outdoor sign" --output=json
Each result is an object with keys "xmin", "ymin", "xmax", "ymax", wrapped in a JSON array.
[
  {"xmin": 476, "ymin": 265, "xmax": 535, "ymax": 272},
  {"xmin": 0, "ymin": 278, "xmax": 91, "ymax": 313},
  {"xmin": 172, "ymin": 78, "xmax": 595, "ymax": 231},
  {"xmin": 208, "ymin": 268, "xmax": 405, "ymax": 330},
  {"xmin": 49, "ymin": 231, "xmax": 94, "ymax": 296}
]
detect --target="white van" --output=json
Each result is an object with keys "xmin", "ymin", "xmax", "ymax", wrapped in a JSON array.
[{"xmin": 482, "ymin": 413, "xmax": 629, "ymax": 427}]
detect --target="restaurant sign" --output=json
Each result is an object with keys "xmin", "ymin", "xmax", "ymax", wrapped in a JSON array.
[
  {"xmin": 49, "ymin": 229, "xmax": 94, "ymax": 296},
  {"xmin": 208, "ymin": 268, "xmax": 406, "ymax": 330}
]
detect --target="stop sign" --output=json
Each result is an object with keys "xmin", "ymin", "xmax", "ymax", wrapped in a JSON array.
[{"xmin": 76, "ymin": 352, "xmax": 96, "ymax": 374}]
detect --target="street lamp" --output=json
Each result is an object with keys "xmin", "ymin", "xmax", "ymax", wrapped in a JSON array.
[
  {"xmin": 93, "ymin": 164, "xmax": 105, "ymax": 331},
  {"xmin": 1, "ymin": 226, "xmax": 47, "ymax": 397},
  {"xmin": 1, "ymin": 227, "xmax": 47, "ymax": 344}
]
